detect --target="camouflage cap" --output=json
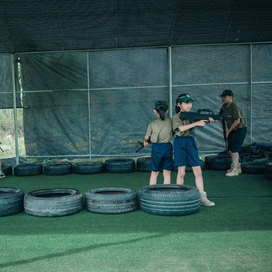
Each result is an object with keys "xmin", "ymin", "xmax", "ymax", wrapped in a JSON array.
[
  {"xmin": 154, "ymin": 100, "xmax": 168, "ymax": 111},
  {"xmin": 176, "ymin": 94, "xmax": 194, "ymax": 104}
]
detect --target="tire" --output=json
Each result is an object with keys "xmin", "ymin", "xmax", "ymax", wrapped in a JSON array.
[
  {"xmin": 86, "ymin": 187, "xmax": 137, "ymax": 214},
  {"xmin": 2, "ymin": 166, "xmax": 12, "ymax": 176},
  {"xmin": 137, "ymin": 157, "xmax": 151, "ymax": 172},
  {"xmin": 137, "ymin": 157, "xmax": 168, "ymax": 172},
  {"xmin": 185, "ymin": 160, "xmax": 205, "ymax": 172},
  {"xmin": 14, "ymin": 163, "xmax": 42, "ymax": 176},
  {"xmin": 44, "ymin": 163, "xmax": 72, "ymax": 175},
  {"xmin": 265, "ymin": 163, "xmax": 272, "ymax": 179},
  {"xmin": 105, "ymin": 159, "xmax": 135, "ymax": 173},
  {"xmin": 72, "ymin": 162, "xmax": 105, "ymax": 174},
  {"xmin": 205, "ymin": 155, "xmax": 232, "ymax": 170},
  {"xmin": 139, "ymin": 184, "xmax": 200, "ymax": 216},
  {"xmin": 0, "ymin": 187, "xmax": 24, "ymax": 216},
  {"xmin": 24, "ymin": 188, "xmax": 83, "ymax": 217},
  {"xmin": 241, "ymin": 161, "xmax": 267, "ymax": 174},
  {"xmin": 240, "ymin": 143, "xmax": 262, "ymax": 155}
]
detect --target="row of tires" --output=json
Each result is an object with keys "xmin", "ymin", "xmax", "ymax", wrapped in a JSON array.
[
  {"xmin": 3, "ymin": 156, "xmax": 272, "ymax": 178},
  {"xmin": 3, "ymin": 158, "xmax": 204, "ymax": 176},
  {"xmin": 0, "ymin": 185, "xmax": 200, "ymax": 217}
]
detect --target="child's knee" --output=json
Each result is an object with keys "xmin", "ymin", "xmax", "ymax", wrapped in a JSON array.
[
  {"xmin": 193, "ymin": 166, "xmax": 202, "ymax": 177},
  {"xmin": 177, "ymin": 167, "xmax": 186, "ymax": 178},
  {"xmin": 151, "ymin": 171, "xmax": 159, "ymax": 177}
]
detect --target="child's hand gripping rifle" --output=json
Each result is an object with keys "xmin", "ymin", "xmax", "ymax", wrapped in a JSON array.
[
  {"xmin": 179, "ymin": 109, "xmax": 230, "ymax": 149},
  {"xmin": 135, "ymin": 138, "xmax": 151, "ymax": 153}
]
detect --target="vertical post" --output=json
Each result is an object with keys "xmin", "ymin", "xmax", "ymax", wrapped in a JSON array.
[
  {"xmin": 11, "ymin": 54, "xmax": 19, "ymax": 164},
  {"xmin": 87, "ymin": 52, "xmax": 92, "ymax": 158},
  {"xmin": 168, "ymin": 46, "xmax": 173, "ymax": 117},
  {"xmin": 250, "ymin": 44, "xmax": 253, "ymax": 143}
]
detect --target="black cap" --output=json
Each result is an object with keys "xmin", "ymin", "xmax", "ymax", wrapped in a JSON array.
[
  {"xmin": 220, "ymin": 90, "xmax": 233, "ymax": 97},
  {"xmin": 155, "ymin": 100, "xmax": 168, "ymax": 111}
]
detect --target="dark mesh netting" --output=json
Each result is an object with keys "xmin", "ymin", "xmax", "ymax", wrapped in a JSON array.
[
  {"xmin": 11, "ymin": 43, "xmax": 272, "ymax": 157},
  {"xmin": 0, "ymin": 54, "xmax": 21, "ymax": 109}
]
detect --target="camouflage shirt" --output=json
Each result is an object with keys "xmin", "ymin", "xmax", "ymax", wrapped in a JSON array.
[{"xmin": 219, "ymin": 102, "xmax": 246, "ymax": 130}]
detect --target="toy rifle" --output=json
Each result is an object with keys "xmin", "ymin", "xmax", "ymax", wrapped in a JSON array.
[
  {"xmin": 135, "ymin": 139, "xmax": 151, "ymax": 153},
  {"xmin": 0, "ymin": 142, "xmax": 4, "ymax": 152},
  {"xmin": 179, "ymin": 109, "xmax": 231, "ymax": 149}
]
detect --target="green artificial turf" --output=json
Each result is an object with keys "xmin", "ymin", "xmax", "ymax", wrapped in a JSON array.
[{"xmin": 0, "ymin": 170, "xmax": 272, "ymax": 272}]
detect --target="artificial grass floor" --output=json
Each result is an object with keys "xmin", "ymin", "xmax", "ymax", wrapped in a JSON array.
[{"xmin": 0, "ymin": 170, "xmax": 272, "ymax": 272}]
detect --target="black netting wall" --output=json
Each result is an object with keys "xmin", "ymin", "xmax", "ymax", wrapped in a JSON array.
[
  {"xmin": 22, "ymin": 91, "xmax": 89, "ymax": 156},
  {"xmin": 172, "ymin": 45, "xmax": 249, "ymax": 84},
  {"xmin": 252, "ymin": 44, "xmax": 272, "ymax": 144},
  {"xmin": 18, "ymin": 48, "xmax": 168, "ymax": 156},
  {"xmin": 19, "ymin": 52, "xmax": 88, "ymax": 156},
  {"xmin": 89, "ymin": 88, "xmax": 168, "ymax": 156},
  {"xmin": 12, "ymin": 43, "xmax": 272, "ymax": 157},
  {"xmin": 0, "ymin": 54, "xmax": 21, "ymax": 109},
  {"xmin": 88, "ymin": 48, "xmax": 168, "ymax": 155}
]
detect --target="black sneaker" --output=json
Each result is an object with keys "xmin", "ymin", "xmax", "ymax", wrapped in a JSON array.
[{"xmin": 0, "ymin": 170, "xmax": 5, "ymax": 178}]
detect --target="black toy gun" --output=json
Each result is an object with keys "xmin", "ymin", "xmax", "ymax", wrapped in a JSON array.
[
  {"xmin": 179, "ymin": 109, "xmax": 231, "ymax": 149},
  {"xmin": 0, "ymin": 142, "xmax": 4, "ymax": 152},
  {"xmin": 179, "ymin": 109, "xmax": 232, "ymax": 123},
  {"xmin": 136, "ymin": 138, "xmax": 151, "ymax": 153}
]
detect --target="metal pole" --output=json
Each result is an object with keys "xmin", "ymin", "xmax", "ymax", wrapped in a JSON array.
[
  {"xmin": 168, "ymin": 46, "xmax": 173, "ymax": 117},
  {"xmin": 87, "ymin": 52, "xmax": 92, "ymax": 158},
  {"xmin": 250, "ymin": 44, "xmax": 253, "ymax": 143},
  {"xmin": 11, "ymin": 55, "xmax": 19, "ymax": 164}
]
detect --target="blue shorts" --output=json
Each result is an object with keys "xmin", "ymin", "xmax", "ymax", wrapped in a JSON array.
[
  {"xmin": 151, "ymin": 143, "xmax": 173, "ymax": 171},
  {"xmin": 174, "ymin": 137, "xmax": 200, "ymax": 167},
  {"xmin": 228, "ymin": 127, "xmax": 247, "ymax": 153}
]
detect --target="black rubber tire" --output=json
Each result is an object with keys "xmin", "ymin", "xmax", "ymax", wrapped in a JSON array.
[
  {"xmin": 14, "ymin": 163, "xmax": 42, "ymax": 176},
  {"xmin": 205, "ymin": 155, "xmax": 232, "ymax": 170},
  {"xmin": 24, "ymin": 188, "xmax": 83, "ymax": 217},
  {"xmin": 241, "ymin": 162, "xmax": 267, "ymax": 174},
  {"xmin": 137, "ymin": 157, "xmax": 151, "ymax": 172},
  {"xmin": 44, "ymin": 163, "xmax": 72, "ymax": 175},
  {"xmin": 0, "ymin": 187, "xmax": 24, "ymax": 216},
  {"xmin": 137, "ymin": 157, "xmax": 167, "ymax": 172},
  {"xmin": 105, "ymin": 159, "xmax": 135, "ymax": 173},
  {"xmin": 2, "ymin": 166, "xmax": 12, "ymax": 176},
  {"xmin": 72, "ymin": 162, "xmax": 105, "ymax": 174},
  {"xmin": 240, "ymin": 143, "xmax": 262, "ymax": 155},
  {"xmin": 185, "ymin": 160, "xmax": 205, "ymax": 172},
  {"xmin": 139, "ymin": 184, "xmax": 200, "ymax": 216},
  {"xmin": 265, "ymin": 163, "xmax": 272, "ymax": 179},
  {"xmin": 86, "ymin": 187, "xmax": 137, "ymax": 214}
]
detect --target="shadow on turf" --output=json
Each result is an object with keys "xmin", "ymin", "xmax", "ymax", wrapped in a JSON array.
[{"xmin": 0, "ymin": 233, "xmax": 164, "ymax": 269}]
